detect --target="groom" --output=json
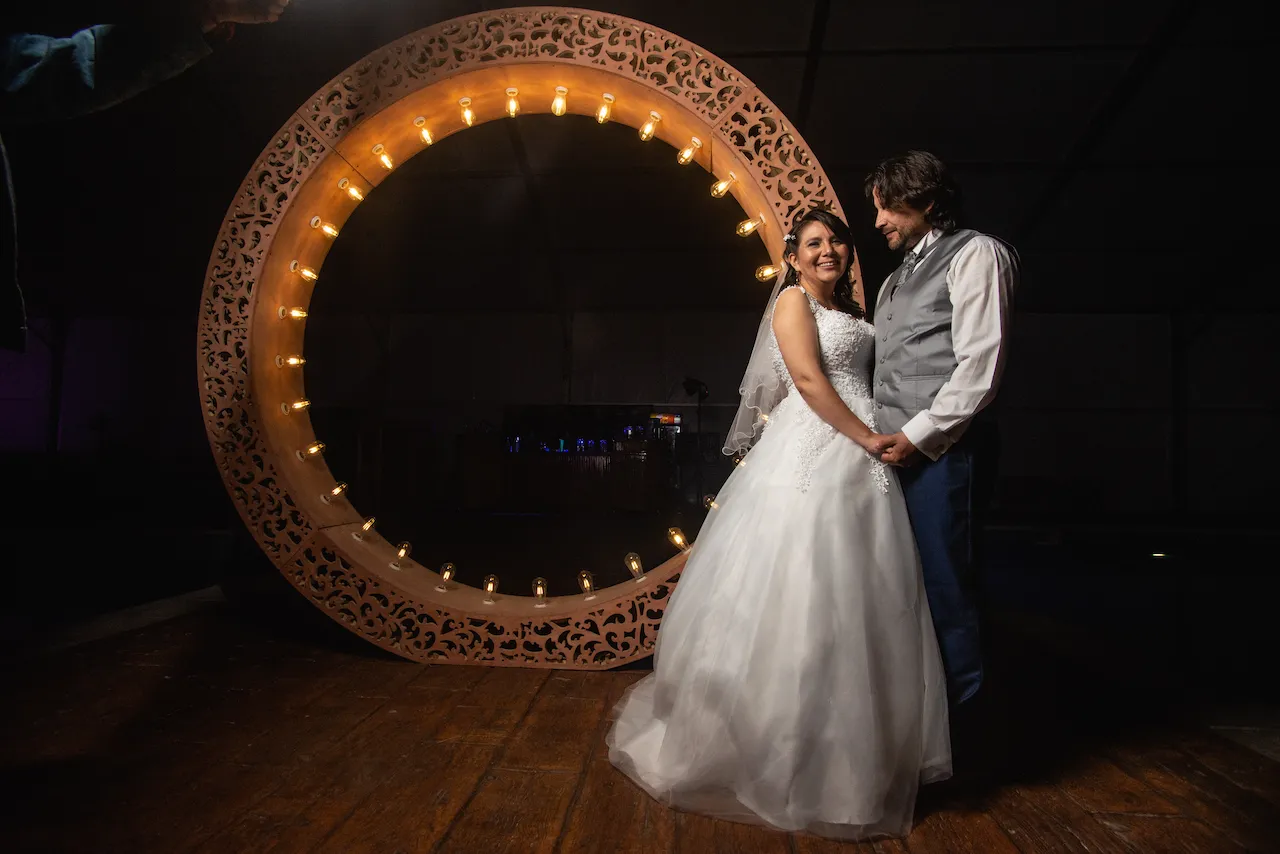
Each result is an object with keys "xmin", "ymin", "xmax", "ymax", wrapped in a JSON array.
[{"xmin": 866, "ymin": 151, "xmax": 1019, "ymax": 708}]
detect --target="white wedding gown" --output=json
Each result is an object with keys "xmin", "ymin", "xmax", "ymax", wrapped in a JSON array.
[{"xmin": 607, "ymin": 287, "xmax": 951, "ymax": 840}]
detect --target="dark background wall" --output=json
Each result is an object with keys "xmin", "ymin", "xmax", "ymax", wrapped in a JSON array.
[{"xmin": 0, "ymin": 0, "xmax": 1270, "ymax": 632}]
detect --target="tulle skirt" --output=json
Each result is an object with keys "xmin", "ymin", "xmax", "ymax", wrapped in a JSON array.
[{"xmin": 606, "ymin": 398, "xmax": 951, "ymax": 840}]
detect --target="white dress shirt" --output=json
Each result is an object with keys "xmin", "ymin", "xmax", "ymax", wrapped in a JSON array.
[{"xmin": 895, "ymin": 228, "xmax": 1018, "ymax": 461}]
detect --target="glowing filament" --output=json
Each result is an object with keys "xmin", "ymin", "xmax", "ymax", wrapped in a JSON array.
[
  {"xmin": 639, "ymin": 110, "xmax": 662, "ymax": 141},
  {"xmin": 596, "ymin": 93, "xmax": 615, "ymax": 123},
  {"xmin": 667, "ymin": 526, "xmax": 690, "ymax": 552},
  {"xmin": 276, "ymin": 354, "xmax": 306, "ymax": 367},
  {"xmin": 736, "ymin": 213, "xmax": 765, "ymax": 238},
  {"xmin": 703, "ymin": 494, "xmax": 719, "ymax": 510},
  {"xmin": 372, "ymin": 144, "xmax": 393, "ymax": 171},
  {"xmin": 310, "ymin": 216, "xmax": 339, "ymax": 238},
  {"xmin": 711, "ymin": 171, "xmax": 737, "ymax": 198},
  {"xmin": 676, "ymin": 136, "xmax": 702, "ymax": 165},
  {"xmin": 352, "ymin": 516, "xmax": 375, "ymax": 541},
  {"xmin": 338, "ymin": 178, "xmax": 364, "ymax": 202},
  {"xmin": 532, "ymin": 577, "xmax": 548, "ymax": 605},
  {"xmin": 283, "ymin": 398, "xmax": 310, "ymax": 414},
  {"xmin": 624, "ymin": 552, "xmax": 645, "ymax": 580},
  {"xmin": 414, "ymin": 116, "xmax": 433, "ymax": 145},
  {"xmin": 288, "ymin": 307, "xmax": 307, "ymax": 319},
  {"xmin": 390, "ymin": 542, "xmax": 411, "ymax": 569},
  {"xmin": 755, "ymin": 264, "xmax": 781, "ymax": 282},
  {"xmin": 551, "ymin": 86, "xmax": 568, "ymax": 117},
  {"xmin": 305, "ymin": 442, "xmax": 325, "ymax": 457},
  {"xmin": 459, "ymin": 97, "xmax": 474, "ymax": 127},
  {"xmin": 577, "ymin": 570, "xmax": 596, "ymax": 598},
  {"xmin": 436, "ymin": 562, "xmax": 456, "ymax": 591},
  {"xmin": 322, "ymin": 482, "xmax": 347, "ymax": 504},
  {"xmin": 505, "ymin": 87, "xmax": 520, "ymax": 118},
  {"xmin": 292, "ymin": 261, "xmax": 319, "ymax": 282},
  {"xmin": 483, "ymin": 574, "xmax": 498, "ymax": 603}
]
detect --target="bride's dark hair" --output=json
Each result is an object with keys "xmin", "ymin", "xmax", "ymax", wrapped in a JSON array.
[{"xmin": 782, "ymin": 209, "xmax": 865, "ymax": 319}]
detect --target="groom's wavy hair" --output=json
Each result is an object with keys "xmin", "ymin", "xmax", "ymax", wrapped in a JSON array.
[
  {"xmin": 863, "ymin": 150, "xmax": 963, "ymax": 233},
  {"xmin": 782, "ymin": 209, "xmax": 865, "ymax": 319}
]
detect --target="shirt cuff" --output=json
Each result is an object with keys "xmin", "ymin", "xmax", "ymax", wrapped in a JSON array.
[{"xmin": 901, "ymin": 412, "xmax": 951, "ymax": 461}]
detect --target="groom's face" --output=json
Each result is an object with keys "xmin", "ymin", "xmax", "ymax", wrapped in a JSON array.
[{"xmin": 872, "ymin": 189, "xmax": 931, "ymax": 252}]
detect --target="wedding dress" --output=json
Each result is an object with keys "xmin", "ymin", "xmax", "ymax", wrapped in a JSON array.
[{"xmin": 606, "ymin": 286, "xmax": 951, "ymax": 840}]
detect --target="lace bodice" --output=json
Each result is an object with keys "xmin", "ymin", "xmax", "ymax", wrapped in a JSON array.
[
  {"xmin": 765, "ymin": 286, "xmax": 887, "ymax": 493},
  {"xmin": 769, "ymin": 287, "xmax": 875, "ymax": 406}
]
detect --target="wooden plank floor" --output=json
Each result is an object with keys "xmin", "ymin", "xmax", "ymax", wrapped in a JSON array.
[{"xmin": 3, "ymin": 606, "xmax": 1278, "ymax": 853}]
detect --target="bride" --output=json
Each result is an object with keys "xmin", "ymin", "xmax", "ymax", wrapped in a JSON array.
[{"xmin": 606, "ymin": 209, "xmax": 951, "ymax": 840}]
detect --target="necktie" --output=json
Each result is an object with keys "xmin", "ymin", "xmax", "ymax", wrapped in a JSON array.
[{"xmin": 889, "ymin": 250, "xmax": 920, "ymax": 300}]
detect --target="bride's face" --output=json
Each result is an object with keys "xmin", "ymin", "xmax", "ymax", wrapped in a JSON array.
[{"xmin": 789, "ymin": 222, "xmax": 850, "ymax": 290}]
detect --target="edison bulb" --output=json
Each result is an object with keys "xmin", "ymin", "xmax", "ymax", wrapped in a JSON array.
[
  {"xmin": 459, "ymin": 97, "xmax": 474, "ymax": 126},
  {"xmin": 676, "ymin": 136, "xmax": 702, "ymax": 165},
  {"xmin": 624, "ymin": 552, "xmax": 644, "ymax": 580},
  {"xmin": 596, "ymin": 93, "xmax": 615, "ymax": 123},
  {"xmin": 282, "ymin": 398, "xmax": 310, "ymax": 414},
  {"xmin": 337, "ymin": 178, "xmax": 363, "ymax": 202},
  {"xmin": 304, "ymin": 441, "xmax": 325, "ymax": 456},
  {"xmin": 289, "ymin": 260, "xmax": 319, "ymax": 282},
  {"xmin": 322, "ymin": 482, "xmax": 347, "ymax": 504},
  {"xmin": 436, "ymin": 562, "xmax": 456, "ymax": 592},
  {"xmin": 372, "ymin": 144, "xmax": 393, "ymax": 171},
  {"xmin": 279, "ymin": 306, "xmax": 308, "ymax": 319},
  {"xmin": 482, "ymin": 574, "xmax": 498, "ymax": 603},
  {"xmin": 505, "ymin": 87, "xmax": 520, "ymax": 118},
  {"xmin": 711, "ymin": 171, "xmax": 737, "ymax": 198},
  {"xmin": 577, "ymin": 570, "xmax": 596, "ymax": 598},
  {"xmin": 275, "ymin": 354, "xmax": 306, "ymax": 367},
  {"xmin": 551, "ymin": 86, "xmax": 568, "ymax": 117},
  {"xmin": 667, "ymin": 526, "xmax": 690, "ymax": 552},
  {"xmin": 639, "ymin": 110, "xmax": 662, "ymax": 141},
  {"xmin": 390, "ymin": 541, "xmax": 411, "ymax": 569},
  {"xmin": 414, "ymin": 116, "xmax": 433, "ymax": 145},
  {"xmin": 532, "ymin": 577, "xmax": 548, "ymax": 606},
  {"xmin": 755, "ymin": 264, "xmax": 781, "ymax": 282},
  {"xmin": 352, "ymin": 516, "xmax": 375, "ymax": 541},
  {"xmin": 310, "ymin": 216, "xmax": 338, "ymax": 238},
  {"xmin": 736, "ymin": 214, "xmax": 765, "ymax": 237}
]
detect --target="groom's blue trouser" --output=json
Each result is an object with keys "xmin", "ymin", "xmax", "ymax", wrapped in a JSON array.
[{"xmin": 896, "ymin": 424, "xmax": 997, "ymax": 706}]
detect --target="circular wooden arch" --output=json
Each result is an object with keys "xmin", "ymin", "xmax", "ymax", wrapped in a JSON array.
[{"xmin": 198, "ymin": 6, "xmax": 851, "ymax": 668}]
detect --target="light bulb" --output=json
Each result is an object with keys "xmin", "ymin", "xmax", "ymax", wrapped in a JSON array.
[
  {"xmin": 755, "ymin": 264, "xmax": 781, "ymax": 282},
  {"xmin": 483, "ymin": 574, "xmax": 498, "ymax": 603},
  {"xmin": 414, "ymin": 116, "xmax": 433, "ymax": 145},
  {"xmin": 703, "ymin": 494, "xmax": 719, "ymax": 510},
  {"xmin": 289, "ymin": 260, "xmax": 319, "ymax": 282},
  {"xmin": 577, "ymin": 570, "xmax": 596, "ymax": 599},
  {"xmin": 390, "ymin": 541, "xmax": 410, "ymax": 569},
  {"xmin": 372, "ymin": 144, "xmax": 393, "ymax": 171},
  {"xmin": 667, "ymin": 526, "xmax": 690, "ymax": 552},
  {"xmin": 711, "ymin": 171, "xmax": 737, "ymax": 198},
  {"xmin": 281, "ymin": 398, "xmax": 310, "ymax": 414},
  {"xmin": 280, "ymin": 306, "xmax": 307, "ymax": 319},
  {"xmin": 436, "ymin": 562, "xmax": 456, "ymax": 591},
  {"xmin": 459, "ymin": 97, "xmax": 474, "ymax": 127},
  {"xmin": 736, "ymin": 213, "xmax": 765, "ymax": 238},
  {"xmin": 505, "ymin": 87, "xmax": 520, "ymax": 118},
  {"xmin": 551, "ymin": 86, "xmax": 568, "ymax": 117},
  {"xmin": 624, "ymin": 552, "xmax": 645, "ymax": 581},
  {"xmin": 275, "ymin": 354, "xmax": 306, "ymax": 367},
  {"xmin": 337, "ymin": 178, "xmax": 364, "ymax": 202},
  {"xmin": 676, "ymin": 136, "xmax": 702, "ymax": 165},
  {"xmin": 322, "ymin": 481, "xmax": 347, "ymax": 504},
  {"xmin": 532, "ymin": 577, "xmax": 548, "ymax": 606},
  {"xmin": 639, "ymin": 110, "xmax": 662, "ymax": 142},
  {"xmin": 310, "ymin": 216, "xmax": 338, "ymax": 238},
  {"xmin": 596, "ymin": 93, "xmax": 615, "ymax": 124},
  {"xmin": 295, "ymin": 441, "xmax": 324, "ymax": 461},
  {"xmin": 352, "ymin": 516, "xmax": 375, "ymax": 541}
]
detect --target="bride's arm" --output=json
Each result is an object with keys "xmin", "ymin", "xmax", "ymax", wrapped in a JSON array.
[{"xmin": 772, "ymin": 288, "xmax": 885, "ymax": 453}]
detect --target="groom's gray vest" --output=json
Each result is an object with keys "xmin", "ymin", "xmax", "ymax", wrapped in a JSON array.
[{"xmin": 872, "ymin": 228, "xmax": 986, "ymax": 436}]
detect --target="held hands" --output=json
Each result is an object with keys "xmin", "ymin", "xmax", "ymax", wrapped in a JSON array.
[
  {"xmin": 858, "ymin": 433, "xmax": 896, "ymax": 456},
  {"xmin": 200, "ymin": 0, "xmax": 291, "ymax": 32},
  {"xmin": 877, "ymin": 432, "xmax": 919, "ymax": 466}
]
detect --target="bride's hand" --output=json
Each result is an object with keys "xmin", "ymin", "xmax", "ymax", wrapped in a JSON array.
[{"xmin": 858, "ymin": 433, "xmax": 894, "ymax": 455}]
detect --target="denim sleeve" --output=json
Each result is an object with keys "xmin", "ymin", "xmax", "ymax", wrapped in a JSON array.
[{"xmin": 0, "ymin": 22, "xmax": 213, "ymax": 124}]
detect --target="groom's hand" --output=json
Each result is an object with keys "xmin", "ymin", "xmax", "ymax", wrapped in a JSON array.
[{"xmin": 879, "ymin": 432, "xmax": 918, "ymax": 466}]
